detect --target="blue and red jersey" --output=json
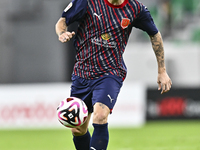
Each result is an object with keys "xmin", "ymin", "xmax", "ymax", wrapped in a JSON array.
[{"xmin": 62, "ymin": 0, "xmax": 158, "ymax": 80}]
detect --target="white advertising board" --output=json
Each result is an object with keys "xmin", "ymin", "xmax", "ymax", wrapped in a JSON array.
[{"xmin": 0, "ymin": 81, "xmax": 145, "ymax": 129}]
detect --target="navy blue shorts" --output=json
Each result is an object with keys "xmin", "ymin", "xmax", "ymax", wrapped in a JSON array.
[{"xmin": 70, "ymin": 75, "xmax": 123, "ymax": 113}]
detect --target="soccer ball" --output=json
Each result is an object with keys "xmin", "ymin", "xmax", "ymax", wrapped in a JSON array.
[{"xmin": 57, "ymin": 97, "xmax": 88, "ymax": 128}]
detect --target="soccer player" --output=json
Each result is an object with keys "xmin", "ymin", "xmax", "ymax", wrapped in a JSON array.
[{"xmin": 55, "ymin": 0, "xmax": 172, "ymax": 149}]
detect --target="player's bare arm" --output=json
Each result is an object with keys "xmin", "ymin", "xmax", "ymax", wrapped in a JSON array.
[
  {"xmin": 150, "ymin": 32, "xmax": 172, "ymax": 94},
  {"xmin": 55, "ymin": 17, "xmax": 75, "ymax": 43}
]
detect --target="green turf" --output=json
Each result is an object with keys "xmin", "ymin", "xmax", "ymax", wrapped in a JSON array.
[{"xmin": 0, "ymin": 121, "xmax": 200, "ymax": 150}]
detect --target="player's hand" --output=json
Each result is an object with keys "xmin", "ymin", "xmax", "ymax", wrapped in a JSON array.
[
  {"xmin": 58, "ymin": 31, "xmax": 75, "ymax": 43},
  {"xmin": 157, "ymin": 71, "xmax": 172, "ymax": 94}
]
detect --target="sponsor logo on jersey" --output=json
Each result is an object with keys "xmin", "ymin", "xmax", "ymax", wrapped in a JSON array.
[
  {"xmin": 101, "ymin": 33, "xmax": 111, "ymax": 40},
  {"xmin": 121, "ymin": 18, "xmax": 130, "ymax": 29},
  {"xmin": 64, "ymin": 2, "xmax": 73, "ymax": 12},
  {"xmin": 91, "ymin": 37, "xmax": 116, "ymax": 48}
]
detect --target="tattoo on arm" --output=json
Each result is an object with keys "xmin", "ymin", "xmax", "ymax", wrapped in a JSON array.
[
  {"xmin": 150, "ymin": 32, "xmax": 165, "ymax": 69},
  {"xmin": 59, "ymin": 19, "xmax": 67, "ymax": 35}
]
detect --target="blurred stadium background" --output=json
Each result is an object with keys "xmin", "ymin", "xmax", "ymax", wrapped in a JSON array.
[{"xmin": 0, "ymin": 0, "xmax": 200, "ymax": 150}]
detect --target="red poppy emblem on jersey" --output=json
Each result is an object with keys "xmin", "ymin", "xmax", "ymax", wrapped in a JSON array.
[{"xmin": 121, "ymin": 18, "xmax": 130, "ymax": 29}]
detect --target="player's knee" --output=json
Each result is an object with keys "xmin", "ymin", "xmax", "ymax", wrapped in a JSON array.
[
  {"xmin": 93, "ymin": 111, "xmax": 109, "ymax": 124},
  {"xmin": 71, "ymin": 127, "xmax": 87, "ymax": 136},
  {"xmin": 93, "ymin": 102, "xmax": 110, "ymax": 124}
]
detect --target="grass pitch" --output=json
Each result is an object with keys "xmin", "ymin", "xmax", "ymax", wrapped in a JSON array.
[{"xmin": 0, "ymin": 121, "xmax": 200, "ymax": 150}]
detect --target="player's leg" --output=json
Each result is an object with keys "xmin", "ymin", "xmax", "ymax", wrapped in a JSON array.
[
  {"xmin": 90, "ymin": 102, "xmax": 110, "ymax": 150},
  {"xmin": 93, "ymin": 102, "xmax": 110, "ymax": 124},
  {"xmin": 71, "ymin": 113, "xmax": 92, "ymax": 150},
  {"xmin": 70, "ymin": 75, "xmax": 94, "ymax": 150},
  {"xmin": 90, "ymin": 76, "xmax": 123, "ymax": 150}
]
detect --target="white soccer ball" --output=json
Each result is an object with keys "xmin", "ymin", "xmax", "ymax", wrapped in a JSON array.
[{"xmin": 57, "ymin": 97, "xmax": 88, "ymax": 128}]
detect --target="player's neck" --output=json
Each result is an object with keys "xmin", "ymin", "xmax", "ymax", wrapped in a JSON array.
[{"xmin": 107, "ymin": 0, "xmax": 124, "ymax": 5}]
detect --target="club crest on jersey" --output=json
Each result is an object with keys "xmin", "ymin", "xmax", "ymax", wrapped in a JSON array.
[
  {"xmin": 64, "ymin": 2, "xmax": 73, "ymax": 12},
  {"xmin": 101, "ymin": 33, "xmax": 111, "ymax": 40},
  {"xmin": 121, "ymin": 18, "xmax": 130, "ymax": 29}
]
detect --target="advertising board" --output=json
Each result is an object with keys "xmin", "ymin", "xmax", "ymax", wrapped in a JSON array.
[
  {"xmin": 0, "ymin": 82, "xmax": 145, "ymax": 128},
  {"xmin": 147, "ymin": 88, "xmax": 200, "ymax": 120}
]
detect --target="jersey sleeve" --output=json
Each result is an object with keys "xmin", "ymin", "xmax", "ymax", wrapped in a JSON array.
[
  {"xmin": 132, "ymin": 5, "xmax": 158, "ymax": 36},
  {"xmin": 61, "ymin": 0, "xmax": 87, "ymax": 26}
]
